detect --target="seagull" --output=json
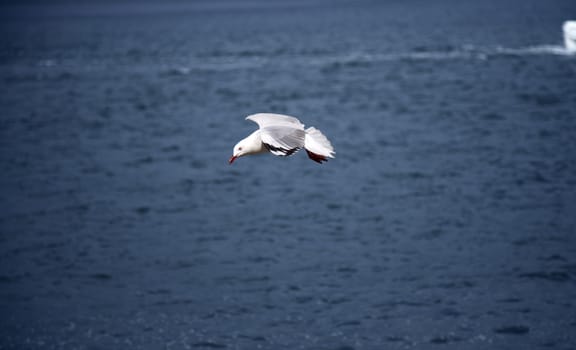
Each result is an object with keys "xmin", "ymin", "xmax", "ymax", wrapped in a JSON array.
[{"xmin": 229, "ymin": 113, "xmax": 335, "ymax": 164}]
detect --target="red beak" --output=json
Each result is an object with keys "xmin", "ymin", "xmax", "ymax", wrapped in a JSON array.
[{"xmin": 228, "ymin": 155, "xmax": 237, "ymax": 164}]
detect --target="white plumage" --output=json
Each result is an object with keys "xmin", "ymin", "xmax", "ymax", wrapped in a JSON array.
[{"xmin": 229, "ymin": 113, "xmax": 335, "ymax": 164}]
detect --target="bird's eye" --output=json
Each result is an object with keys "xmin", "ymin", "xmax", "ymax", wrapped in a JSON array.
[{"xmin": 238, "ymin": 147, "xmax": 243, "ymax": 151}]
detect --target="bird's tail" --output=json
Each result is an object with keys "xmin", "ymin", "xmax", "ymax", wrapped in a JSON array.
[{"xmin": 304, "ymin": 127, "xmax": 335, "ymax": 163}]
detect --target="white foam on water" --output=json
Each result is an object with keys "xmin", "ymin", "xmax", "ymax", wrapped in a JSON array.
[
  {"xmin": 492, "ymin": 45, "xmax": 573, "ymax": 56},
  {"xmin": 563, "ymin": 20, "xmax": 576, "ymax": 53},
  {"xmin": 186, "ymin": 41, "xmax": 574, "ymax": 72}
]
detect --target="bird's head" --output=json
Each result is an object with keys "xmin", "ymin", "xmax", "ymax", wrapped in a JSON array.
[
  {"xmin": 229, "ymin": 131, "xmax": 263, "ymax": 164},
  {"xmin": 228, "ymin": 140, "xmax": 246, "ymax": 164}
]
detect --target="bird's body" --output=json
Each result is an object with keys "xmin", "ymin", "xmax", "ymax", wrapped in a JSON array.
[{"xmin": 229, "ymin": 113, "xmax": 335, "ymax": 164}]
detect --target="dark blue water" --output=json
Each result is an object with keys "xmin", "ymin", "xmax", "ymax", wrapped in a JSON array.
[{"xmin": 1, "ymin": 0, "xmax": 576, "ymax": 349}]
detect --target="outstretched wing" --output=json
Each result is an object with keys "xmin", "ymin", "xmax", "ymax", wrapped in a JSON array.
[
  {"xmin": 246, "ymin": 113, "xmax": 305, "ymax": 129},
  {"xmin": 246, "ymin": 113, "xmax": 306, "ymax": 157}
]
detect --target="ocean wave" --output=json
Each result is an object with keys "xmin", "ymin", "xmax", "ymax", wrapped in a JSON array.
[
  {"xmin": 13, "ymin": 43, "xmax": 574, "ymax": 77},
  {"xmin": 175, "ymin": 44, "xmax": 575, "ymax": 72}
]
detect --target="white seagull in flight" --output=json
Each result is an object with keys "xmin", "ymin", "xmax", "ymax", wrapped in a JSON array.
[{"xmin": 229, "ymin": 113, "xmax": 335, "ymax": 164}]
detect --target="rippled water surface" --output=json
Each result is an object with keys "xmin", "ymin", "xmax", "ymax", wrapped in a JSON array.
[{"xmin": 1, "ymin": 0, "xmax": 576, "ymax": 349}]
